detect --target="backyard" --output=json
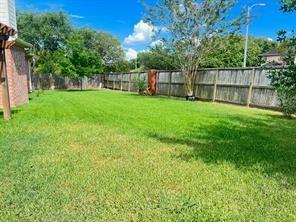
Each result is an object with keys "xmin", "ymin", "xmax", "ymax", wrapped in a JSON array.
[{"xmin": 0, "ymin": 90, "xmax": 295, "ymax": 221}]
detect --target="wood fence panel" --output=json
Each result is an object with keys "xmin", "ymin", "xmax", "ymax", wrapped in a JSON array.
[
  {"xmin": 122, "ymin": 74, "xmax": 130, "ymax": 91},
  {"xmin": 114, "ymin": 75, "xmax": 121, "ymax": 90},
  {"xmin": 252, "ymin": 88, "xmax": 279, "ymax": 108},
  {"xmin": 130, "ymin": 73, "xmax": 139, "ymax": 92},
  {"xmin": 171, "ymin": 72, "xmax": 185, "ymax": 97},
  {"xmin": 158, "ymin": 72, "xmax": 170, "ymax": 95},
  {"xmin": 254, "ymin": 69, "xmax": 272, "ymax": 86},
  {"xmin": 216, "ymin": 86, "xmax": 249, "ymax": 104},
  {"xmin": 196, "ymin": 85, "xmax": 214, "ymax": 100},
  {"xmin": 32, "ymin": 67, "xmax": 283, "ymax": 109}
]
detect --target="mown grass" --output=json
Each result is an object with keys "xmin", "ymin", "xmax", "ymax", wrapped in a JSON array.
[{"xmin": 0, "ymin": 90, "xmax": 295, "ymax": 221}]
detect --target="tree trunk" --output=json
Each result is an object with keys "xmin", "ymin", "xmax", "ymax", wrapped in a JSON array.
[{"xmin": 183, "ymin": 66, "xmax": 198, "ymax": 97}]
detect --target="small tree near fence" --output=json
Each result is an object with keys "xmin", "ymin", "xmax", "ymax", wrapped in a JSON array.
[
  {"xmin": 268, "ymin": 4, "xmax": 296, "ymax": 118},
  {"xmin": 144, "ymin": 0, "xmax": 244, "ymax": 97},
  {"xmin": 268, "ymin": 66, "xmax": 296, "ymax": 118}
]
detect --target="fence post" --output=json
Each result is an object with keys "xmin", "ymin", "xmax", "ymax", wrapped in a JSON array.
[
  {"xmin": 128, "ymin": 73, "xmax": 131, "ymax": 92},
  {"xmin": 113, "ymin": 75, "xmax": 115, "ymax": 90},
  {"xmin": 156, "ymin": 72, "xmax": 160, "ymax": 95},
  {"xmin": 212, "ymin": 69, "xmax": 219, "ymax": 102},
  {"xmin": 168, "ymin": 71, "xmax": 172, "ymax": 97},
  {"xmin": 120, "ymin": 74, "xmax": 123, "ymax": 91},
  {"xmin": 247, "ymin": 68, "xmax": 256, "ymax": 107},
  {"xmin": 195, "ymin": 70, "xmax": 201, "ymax": 98}
]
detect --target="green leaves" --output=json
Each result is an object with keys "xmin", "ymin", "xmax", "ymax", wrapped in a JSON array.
[
  {"xmin": 280, "ymin": 0, "xmax": 296, "ymax": 12},
  {"xmin": 17, "ymin": 11, "xmax": 127, "ymax": 77},
  {"xmin": 138, "ymin": 46, "xmax": 179, "ymax": 70},
  {"xmin": 145, "ymin": 0, "xmax": 244, "ymax": 95},
  {"xmin": 17, "ymin": 11, "xmax": 72, "ymax": 52},
  {"xmin": 268, "ymin": 66, "xmax": 296, "ymax": 117}
]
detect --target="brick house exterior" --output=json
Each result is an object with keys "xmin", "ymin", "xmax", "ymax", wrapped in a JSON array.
[{"xmin": 0, "ymin": 43, "xmax": 31, "ymax": 108}]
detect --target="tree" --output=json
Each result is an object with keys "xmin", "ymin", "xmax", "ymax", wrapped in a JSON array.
[
  {"xmin": 17, "ymin": 11, "xmax": 72, "ymax": 52},
  {"xmin": 104, "ymin": 60, "xmax": 132, "ymax": 73},
  {"xmin": 145, "ymin": 0, "xmax": 244, "ymax": 96},
  {"xmin": 72, "ymin": 29, "xmax": 126, "ymax": 72},
  {"xmin": 200, "ymin": 35, "xmax": 276, "ymax": 68},
  {"xmin": 268, "ymin": 66, "xmax": 296, "ymax": 117},
  {"xmin": 17, "ymin": 11, "xmax": 128, "ymax": 75},
  {"xmin": 267, "ymin": 0, "xmax": 295, "ymax": 118},
  {"xmin": 66, "ymin": 30, "xmax": 104, "ymax": 89},
  {"xmin": 280, "ymin": 0, "xmax": 296, "ymax": 12},
  {"xmin": 138, "ymin": 46, "xmax": 178, "ymax": 70},
  {"xmin": 17, "ymin": 11, "xmax": 73, "ymax": 74}
]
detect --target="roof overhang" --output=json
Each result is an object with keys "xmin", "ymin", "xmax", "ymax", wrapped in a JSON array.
[
  {"xmin": 5, "ymin": 38, "xmax": 33, "ymax": 49},
  {"xmin": 0, "ymin": 23, "xmax": 17, "ymax": 36},
  {"xmin": 0, "ymin": 22, "xmax": 17, "ymax": 50}
]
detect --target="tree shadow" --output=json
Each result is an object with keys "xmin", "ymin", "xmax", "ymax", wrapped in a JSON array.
[
  {"xmin": 149, "ymin": 115, "xmax": 296, "ymax": 187},
  {"xmin": 60, "ymin": 89, "xmax": 100, "ymax": 92},
  {"xmin": 0, "ymin": 109, "xmax": 21, "ymax": 118}
]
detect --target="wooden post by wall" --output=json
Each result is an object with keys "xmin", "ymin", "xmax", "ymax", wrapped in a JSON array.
[
  {"xmin": 168, "ymin": 71, "xmax": 172, "ymax": 97},
  {"xmin": 113, "ymin": 75, "xmax": 115, "ymax": 90},
  {"xmin": 0, "ymin": 49, "xmax": 11, "ymax": 120},
  {"xmin": 195, "ymin": 70, "xmax": 201, "ymax": 98},
  {"xmin": 128, "ymin": 73, "xmax": 131, "ymax": 92},
  {"xmin": 156, "ymin": 72, "xmax": 160, "ymax": 95},
  {"xmin": 247, "ymin": 68, "xmax": 256, "ymax": 107},
  {"xmin": 212, "ymin": 69, "xmax": 219, "ymax": 102},
  {"xmin": 120, "ymin": 74, "xmax": 123, "ymax": 91}
]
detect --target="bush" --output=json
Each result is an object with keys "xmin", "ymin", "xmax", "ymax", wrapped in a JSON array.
[
  {"xmin": 135, "ymin": 77, "xmax": 148, "ymax": 95},
  {"xmin": 268, "ymin": 66, "xmax": 296, "ymax": 117}
]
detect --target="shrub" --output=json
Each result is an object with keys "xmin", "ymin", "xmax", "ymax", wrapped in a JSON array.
[
  {"xmin": 268, "ymin": 66, "xmax": 296, "ymax": 117},
  {"xmin": 135, "ymin": 77, "xmax": 148, "ymax": 95}
]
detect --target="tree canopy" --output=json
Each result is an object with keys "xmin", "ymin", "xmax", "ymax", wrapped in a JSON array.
[
  {"xmin": 280, "ymin": 0, "xmax": 296, "ymax": 12},
  {"xmin": 137, "ymin": 46, "xmax": 178, "ymax": 70},
  {"xmin": 145, "ymin": 0, "xmax": 244, "ymax": 96},
  {"xmin": 17, "ymin": 11, "xmax": 127, "ymax": 76}
]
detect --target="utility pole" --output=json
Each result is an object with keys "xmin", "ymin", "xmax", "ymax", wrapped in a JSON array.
[{"xmin": 243, "ymin": 3, "xmax": 266, "ymax": 68}]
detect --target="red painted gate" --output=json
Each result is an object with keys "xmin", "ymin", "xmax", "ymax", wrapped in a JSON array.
[{"xmin": 147, "ymin": 70, "xmax": 158, "ymax": 95}]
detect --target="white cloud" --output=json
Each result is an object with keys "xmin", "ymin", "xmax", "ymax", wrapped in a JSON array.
[
  {"xmin": 267, "ymin": 38, "xmax": 273, "ymax": 42},
  {"xmin": 150, "ymin": 39, "xmax": 164, "ymax": 47},
  {"xmin": 70, "ymin": 14, "xmax": 84, "ymax": 19},
  {"xmin": 125, "ymin": 48, "xmax": 138, "ymax": 60},
  {"xmin": 124, "ymin": 20, "xmax": 155, "ymax": 45}
]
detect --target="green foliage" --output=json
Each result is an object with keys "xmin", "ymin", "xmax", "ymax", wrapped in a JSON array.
[
  {"xmin": 145, "ymin": 0, "xmax": 244, "ymax": 96},
  {"xmin": 17, "ymin": 11, "xmax": 128, "ymax": 76},
  {"xmin": 135, "ymin": 77, "xmax": 148, "ymax": 94},
  {"xmin": 138, "ymin": 46, "xmax": 179, "ymax": 70},
  {"xmin": 104, "ymin": 60, "xmax": 132, "ymax": 73},
  {"xmin": 66, "ymin": 30, "xmax": 103, "ymax": 78},
  {"xmin": 199, "ymin": 36, "xmax": 276, "ymax": 68},
  {"xmin": 268, "ymin": 66, "xmax": 296, "ymax": 117},
  {"xmin": 277, "ymin": 30, "xmax": 296, "ymax": 65},
  {"xmin": 281, "ymin": 0, "xmax": 296, "ymax": 12},
  {"xmin": 17, "ymin": 11, "xmax": 72, "ymax": 51},
  {"xmin": 1, "ymin": 90, "xmax": 295, "ymax": 221},
  {"xmin": 136, "ymin": 36, "xmax": 276, "ymax": 69}
]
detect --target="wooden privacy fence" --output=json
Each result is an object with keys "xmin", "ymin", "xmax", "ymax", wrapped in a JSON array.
[
  {"xmin": 32, "ymin": 74, "xmax": 105, "ymax": 90},
  {"xmin": 104, "ymin": 67, "xmax": 283, "ymax": 109},
  {"xmin": 32, "ymin": 67, "xmax": 284, "ymax": 109}
]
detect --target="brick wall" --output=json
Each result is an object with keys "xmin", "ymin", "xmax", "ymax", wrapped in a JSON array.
[{"xmin": 0, "ymin": 45, "xmax": 29, "ymax": 108}]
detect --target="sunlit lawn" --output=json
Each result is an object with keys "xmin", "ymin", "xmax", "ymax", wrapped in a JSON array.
[{"xmin": 0, "ymin": 90, "xmax": 295, "ymax": 221}]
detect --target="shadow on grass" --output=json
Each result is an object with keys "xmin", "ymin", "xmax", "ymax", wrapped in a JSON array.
[
  {"xmin": 150, "ymin": 115, "xmax": 296, "ymax": 187},
  {"xmin": 0, "ymin": 109, "xmax": 21, "ymax": 117},
  {"xmin": 59, "ymin": 89, "xmax": 101, "ymax": 92}
]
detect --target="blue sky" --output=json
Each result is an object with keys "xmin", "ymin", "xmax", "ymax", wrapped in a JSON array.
[{"xmin": 16, "ymin": 0, "xmax": 295, "ymax": 59}]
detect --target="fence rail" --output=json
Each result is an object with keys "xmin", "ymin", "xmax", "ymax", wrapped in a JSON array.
[{"xmin": 32, "ymin": 67, "xmax": 283, "ymax": 109}]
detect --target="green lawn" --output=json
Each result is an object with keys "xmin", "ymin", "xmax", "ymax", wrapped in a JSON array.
[{"xmin": 0, "ymin": 90, "xmax": 295, "ymax": 221}]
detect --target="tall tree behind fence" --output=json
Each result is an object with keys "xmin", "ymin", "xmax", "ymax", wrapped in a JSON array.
[{"xmin": 32, "ymin": 67, "xmax": 283, "ymax": 109}]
